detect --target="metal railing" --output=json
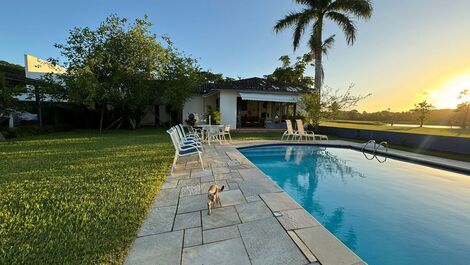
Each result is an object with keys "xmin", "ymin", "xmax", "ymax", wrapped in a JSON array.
[{"xmin": 361, "ymin": 140, "xmax": 388, "ymax": 163}]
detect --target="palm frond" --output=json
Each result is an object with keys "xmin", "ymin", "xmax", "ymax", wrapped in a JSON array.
[
  {"xmin": 326, "ymin": 11, "xmax": 356, "ymax": 45},
  {"xmin": 322, "ymin": 34, "xmax": 336, "ymax": 55},
  {"xmin": 292, "ymin": 13, "xmax": 312, "ymax": 50},
  {"xmin": 273, "ymin": 11, "xmax": 305, "ymax": 33},
  {"xmin": 294, "ymin": 0, "xmax": 314, "ymax": 6},
  {"xmin": 328, "ymin": 0, "xmax": 373, "ymax": 19}
]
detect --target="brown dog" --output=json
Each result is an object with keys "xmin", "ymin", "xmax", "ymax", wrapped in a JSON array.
[{"xmin": 207, "ymin": 184, "xmax": 224, "ymax": 215}]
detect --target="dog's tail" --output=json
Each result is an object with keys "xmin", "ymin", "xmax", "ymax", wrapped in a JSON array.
[{"xmin": 219, "ymin": 185, "xmax": 225, "ymax": 192}]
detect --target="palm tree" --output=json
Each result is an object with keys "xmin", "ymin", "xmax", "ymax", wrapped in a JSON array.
[{"xmin": 274, "ymin": 0, "xmax": 373, "ymax": 94}]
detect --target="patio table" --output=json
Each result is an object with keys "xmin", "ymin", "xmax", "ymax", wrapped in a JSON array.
[{"xmin": 195, "ymin": 124, "xmax": 224, "ymax": 145}]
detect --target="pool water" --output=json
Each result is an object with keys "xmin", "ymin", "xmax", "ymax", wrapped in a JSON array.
[{"xmin": 240, "ymin": 145, "xmax": 470, "ymax": 265}]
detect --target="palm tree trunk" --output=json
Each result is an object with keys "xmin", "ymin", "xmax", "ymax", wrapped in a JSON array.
[
  {"xmin": 313, "ymin": 21, "xmax": 323, "ymax": 95},
  {"xmin": 314, "ymin": 53, "xmax": 322, "ymax": 93}
]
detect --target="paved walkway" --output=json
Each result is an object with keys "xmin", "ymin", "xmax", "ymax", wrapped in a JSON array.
[{"xmin": 124, "ymin": 141, "xmax": 365, "ymax": 265}]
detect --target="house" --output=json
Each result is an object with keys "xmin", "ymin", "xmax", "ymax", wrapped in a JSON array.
[{"xmin": 182, "ymin": 77, "xmax": 310, "ymax": 129}]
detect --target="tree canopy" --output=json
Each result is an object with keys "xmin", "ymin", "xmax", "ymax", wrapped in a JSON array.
[
  {"xmin": 52, "ymin": 14, "xmax": 203, "ymax": 130},
  {"xmin": 412, "ymin": 100, "xmax": 434, "ymax": 127}
]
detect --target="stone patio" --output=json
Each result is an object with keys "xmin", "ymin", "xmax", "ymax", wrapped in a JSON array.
[{"xmin": 124, "ymin": 141, "xmax": 369, "ymax": 265}]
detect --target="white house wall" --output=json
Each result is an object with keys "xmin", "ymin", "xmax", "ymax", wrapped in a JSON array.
[
  {"xmin": 219, "ymin": 90, "xmax": 238, "ymax": 128},
  {"xmin": 182, "ymin": 96, "xmax": 204, "ymax": 122}
]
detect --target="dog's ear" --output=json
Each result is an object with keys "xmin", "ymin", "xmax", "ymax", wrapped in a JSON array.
[{"xmin": 220, "ymin": 185, "xmax": 225, "ymax": 192}]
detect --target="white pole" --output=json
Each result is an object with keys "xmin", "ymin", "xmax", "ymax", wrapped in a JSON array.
[
  {"xmin": 9, "ymin": 113, "xmax": 14, "ymax": 128},
  {"xmin": 209, "ymin": 115, "xmax": 211, "ymax": 125}
]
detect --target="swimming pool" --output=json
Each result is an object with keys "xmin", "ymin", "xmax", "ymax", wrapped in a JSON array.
[{"xmin": 239, "ymin": 145, "xmax": 470, "ymax": 265}]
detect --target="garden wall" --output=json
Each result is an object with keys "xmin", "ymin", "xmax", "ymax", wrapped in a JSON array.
[{"xmin": 319, "ymin": 126, "xmax": 470, "ymax": 155}]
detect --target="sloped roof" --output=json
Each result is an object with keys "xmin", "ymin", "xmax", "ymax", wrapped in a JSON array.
[{"xmin": 202, "ymin": 77, "xmax": 311, "ymax": 95}]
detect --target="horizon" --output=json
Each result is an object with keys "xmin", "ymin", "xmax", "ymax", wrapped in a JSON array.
[{"xmin": 1, "ymin": 0, "xmax": 470, "ymax": 112}]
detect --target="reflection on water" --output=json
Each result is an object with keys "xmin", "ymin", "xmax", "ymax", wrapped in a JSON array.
[
  {"xmin": 263, "ymin": 146, "xmax": 362, "ymax": 250},
  {"xmin": 240, "ymin": 145, "xmax": 470, "ymax": 265}
]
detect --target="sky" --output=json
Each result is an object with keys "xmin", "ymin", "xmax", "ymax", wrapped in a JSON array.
[{"xmin": 1, "ymin": 0, "xmax": 470, "ymax": 112}]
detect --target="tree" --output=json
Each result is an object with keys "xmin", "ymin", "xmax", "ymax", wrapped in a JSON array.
[
  {"xmin": 412, "ymin": 100, "xmax": 434, "ymax": 127},
  {"xmin": 274, "ymin": 0, "xmax": 373, "ymax": 93},
  {"xmin": 160, "ymin": 37, "xmax": 203, "ymax": 125},
  {"xmin": 455, "ymin": 89, "xmax": 470, "ymax": 129},
  {"xmin": 300, "ymin": 84, "xmax": 370, "ymax": 126},
  {"xmin": 266, "ymin": 54, "xmax": 314, "ymax": 87},
  {"xmin": 54, "ymin": 14, "xmax": 170, "ymax": 131}
]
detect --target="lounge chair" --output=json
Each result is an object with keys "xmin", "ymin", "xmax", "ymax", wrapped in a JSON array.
[
  {"xmin": 295, "ymin": 119, "xmax": 328, "ymax": 141},
  {"xmin": 281, "ymin": 120, "xmax": 298, "ymax": 141},
  {"xmin": 175, "ymin": 124, "xmax": 203, "ymax": 150},
  {"xmin": 167, "ymin": 127, "xmax": 204, "ymax": 173}
]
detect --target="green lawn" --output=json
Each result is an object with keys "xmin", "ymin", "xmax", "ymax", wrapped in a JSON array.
[
  {"xmin": 0, "ymin": 129, "xmax": 173, "ymax": 264},
  {"xmin": 320, "ymin": 121, "xmax": 470, "ymax": 138}
]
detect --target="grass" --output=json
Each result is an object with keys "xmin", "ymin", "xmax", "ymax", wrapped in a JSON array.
[
  {"xmin": 0, "ymin": 128, "xmax": 173, "ymax": 264},
  {"xmin": 231, "ymin": 131, "xmax": 282, "ymax": 141},
  {"xmin": 320, "ymin": 121, "xmax": 470, "ymax": 138}
]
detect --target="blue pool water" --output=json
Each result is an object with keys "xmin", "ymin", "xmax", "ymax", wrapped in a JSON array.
[{"xmin": 240, "ymin": 145, "xmax": 470, "ymax": 265}]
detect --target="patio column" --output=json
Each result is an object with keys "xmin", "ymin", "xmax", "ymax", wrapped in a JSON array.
[{"xmin": 219, "ymin": 90, "xmax": 238, "ymax": 128}]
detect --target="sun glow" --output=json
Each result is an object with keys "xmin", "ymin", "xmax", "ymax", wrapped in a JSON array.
[{"xmin": 422, "ymin": 71, "xmax": 470, "ymax": 109}]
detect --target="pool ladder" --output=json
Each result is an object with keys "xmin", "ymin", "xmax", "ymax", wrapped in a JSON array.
[{"xmin": 361, "ymin": 140, "xmax": 388, "ymax": 163}]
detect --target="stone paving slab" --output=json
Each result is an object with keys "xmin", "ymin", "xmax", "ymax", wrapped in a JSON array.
[
  {"xmin": 161, "ymin": 178, "xmax": 179, "ymax": 189},
  {"xmin": 182, "ymin": 238, "xmax": 251, "ymax": 265},
  {"xmin": 178, "ymin": 178, "xmax": 201, "ymax": 188},
  {"xmin": 203, "ymin": 224, "xmax": 240, "ymax": 244},
  {"xmin": 238, "ymin": 168, "xmax": 266, "ymax": 180},
  {"xmin": 295, "ymin": 226, "xmax": 363, "ymax": 265},
  {"xmin": 235, "ymin": 201, "xmax": 273, "ymax": 223},
  {"xmin": 138, "ymin": 206, "xmax": 176, "ymax": 237},
  {"xmin": 180, "ymin": 184, "xmax": 201, "ymax": 197},
  {"xmin": 184, "ymin": 227, "xmax": 202, "ymax": 247},
  {"xmin": 260, "ymin": 192, "xmax": 302, "ymax": 212},
  {"xmin": 201, "ymin": 206, "xmax": 241, "ymax": 230},
  {"xmin": 238, "ymin": 178, "xmax": 282, "ymax": 197},
  {"xmin": 173, "ymin": 211, "xmax": 201, "ymax": 231},
  {"xmin": 153, "ymin": 188, "xmax": 180, "ymax": 207},
  {"xmin": 177, "ymin": 193, "xmax": 207, "ymax": 214},
  {"xmin": 287, "ymin": 230, "xmax": 318, "ymax": 263},
  {"xmin": 277, "ymin": 208, "xmax": 321, "ymax": 230},
  {"xmin": 125, "ymin": 230, "xmax": 183, "ymax": 265},
  {"xmin": 219, "ymin": 189, "xmax": 246, "ymax": 207},
  {"xmin": 190, "ymin": 169, "xmax": 212, "ymax": 178},
  {"xmin": 200, "ymin": 180, "xmax": 229, "ymax": 194},
  {"xmin": 238, "ymin": 217, "xmax": 308, "ymax": 265}
]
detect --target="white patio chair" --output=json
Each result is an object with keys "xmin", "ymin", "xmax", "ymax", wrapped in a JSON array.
[
  {"xmin": 167, "ymin": 127, "xmax": 204, "ymax": 173},
  {"xmin": 295, "ymin": 119, "xmax": 328, "ymax": 141},
  {"xmin": 281, "ymin": 120, "xmax": 298, "ymax": 141},
  {"xmin": 175, "ymin": 124, "xmax": 203, "ymax": 150},
  {"xmin": 207, "ymin": 125, "xmax": 222, "ymax": 145},
  {"xmin": 221, "ymin": 125, "xmax": 232, "ymax": 143}
]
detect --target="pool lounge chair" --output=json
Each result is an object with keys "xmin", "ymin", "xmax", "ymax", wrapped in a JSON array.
[
  {"xmin": 167, "ymin": 127, "xmax": 204, "ymax": 173},
  {"xmin": 281, "ymin": 120, "xmax": 298, "ymax": 141},
  {"xmin": 295, "ymin": 119, "xmax": 328, "ymax": 141}
]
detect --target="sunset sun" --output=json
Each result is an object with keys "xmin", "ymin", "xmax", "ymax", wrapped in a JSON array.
[{"xmin": 425, "ymin": 71, "xmax": 470, "ymax": 109}]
